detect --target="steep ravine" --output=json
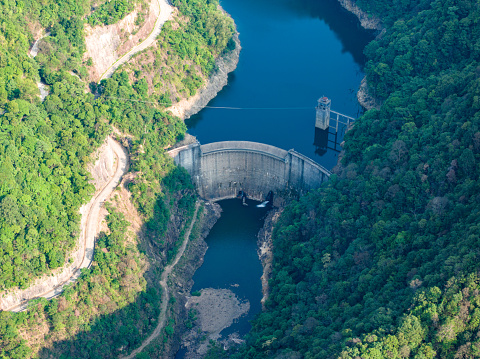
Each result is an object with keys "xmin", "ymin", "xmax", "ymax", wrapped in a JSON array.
[
  {"xmin": 165, "ymin": 0, "xmax": 380, "ymax": 357},
  {"xmin": 163, "ymin": 202, "xmax": 222, "ymax": 358},
  {"xmin": 131, "ymin": 0, "xmax": 378, "ymax": 356}
]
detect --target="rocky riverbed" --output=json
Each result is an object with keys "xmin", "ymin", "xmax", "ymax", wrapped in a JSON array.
[{"xmin": 181, "ymin": 288, "xmax": 249, "ymax": 358}]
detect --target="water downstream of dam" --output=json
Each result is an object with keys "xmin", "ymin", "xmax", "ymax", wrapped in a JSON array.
[{"xmin": 176, "ymin": 0, "xmax": 374, "ymax": 355}]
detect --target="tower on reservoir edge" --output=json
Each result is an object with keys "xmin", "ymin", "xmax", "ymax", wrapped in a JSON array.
[{"xmin": 315, "ymin": 97, "xmax": 331, "ymax": 130}]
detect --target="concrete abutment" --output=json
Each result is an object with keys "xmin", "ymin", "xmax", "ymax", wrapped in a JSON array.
[{"xmin": 168, "ymin": 141, "xmax": 330, "ymax": 205}]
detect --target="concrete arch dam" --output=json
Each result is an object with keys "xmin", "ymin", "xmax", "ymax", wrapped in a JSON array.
[{"xmin": 168, "ymin": 141, "xmax": 331, "ymax": 203}]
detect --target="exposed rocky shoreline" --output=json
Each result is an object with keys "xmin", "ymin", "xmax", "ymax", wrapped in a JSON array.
[
  {"xmin": 166, "ymin": 31, "xmax": 241, "ymax": 120},
  {"xmin": 162, "ymin": 201, "xmax": 222, "ymax": 358},
  {"xmin": 336, "ymin": 0, "xmax": 384, "ymax": 111},
  {"xmin": 337, "ymin": 0, "xmax": 382, "ymax": 30},
  {"xmin": 181, "ymin": 288, "xmax": 249, "ymax": 358},
  {"xmin": 257, "ymin": 208, "xmax": 283, "ymax": 309},
  {"xmin": 357, "ymin": 76, "xmax": 382, "ymax": 110}
]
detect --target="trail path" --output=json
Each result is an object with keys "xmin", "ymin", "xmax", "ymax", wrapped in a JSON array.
[
  {"xmin": 99, "ymin": 0, "xmax": 173, "ymax": 81},
  {"xmin": 1, "ymin": 137, "xmax": 128, "ymax": 312},
  {"xmin": 29, "ymin": 32, "xmax": 51, "ymax": 101},
  {"xmin": 120, "ymin": 201, "xmax": 200, "ymax": 359},
  {"xmin": 29, "ymin": 31, "xmax": 50, "ymax": 58}
]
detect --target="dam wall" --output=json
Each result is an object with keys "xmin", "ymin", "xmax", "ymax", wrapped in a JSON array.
[{"xmin": 169, "ymin": 141, "xmax": 330, "ymax": 203}]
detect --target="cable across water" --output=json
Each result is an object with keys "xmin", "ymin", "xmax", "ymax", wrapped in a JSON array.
[{"xmin": 104, "ymin": 96, "xmax": 314, "ymax": 110}]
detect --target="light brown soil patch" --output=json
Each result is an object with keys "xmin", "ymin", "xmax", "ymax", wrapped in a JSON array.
[
  {"xmin": 181, "ymin": 288, "xmax": 249, "ymax": 358},
  {"xmin": 84, "ymin": 0, "xmax": 160, "ymax": 82}
]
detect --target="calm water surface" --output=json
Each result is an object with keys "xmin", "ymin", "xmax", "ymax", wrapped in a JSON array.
[
  {"xmin": 191, "ymin": 199, "xmax": 268, "ymax": 334},
  {"xmin": 177, "ymin": 0, "xmax": 374, "ymax": 354},
  {"xmin": 187, "ymin": 0, "xmax": 373, "ymax": 168}
]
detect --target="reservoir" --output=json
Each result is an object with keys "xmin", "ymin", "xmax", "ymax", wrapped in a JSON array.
[
  {"xmin": 178, "ymin": 0, "xmax": 374, "ymax": 354},
  {"xmin": 187, "ymin": 0, "xmax": 373, "ymax": 168}
]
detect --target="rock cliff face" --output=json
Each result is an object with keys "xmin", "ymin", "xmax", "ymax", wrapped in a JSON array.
[
  {"xmin": 257, "ymin": 208, "xmax": 283, "ymax": 309},
  {"xmin": 166, "ymin": 33, "xmax": 241, "ymax": 120},
  {"xmin": 337, "ymin": 0, "xmax": 382, "ymax": 30},
  {"xmin": 357, "ymin": 76, "xmax": 382, "ymax": 110}
]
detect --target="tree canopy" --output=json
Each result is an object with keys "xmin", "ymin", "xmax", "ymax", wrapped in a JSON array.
[{"xmin": 215, "ymin": 0, "xmax": 480, "ymax": 358}]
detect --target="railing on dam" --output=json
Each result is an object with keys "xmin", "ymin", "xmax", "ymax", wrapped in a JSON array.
[{"xmin": 168, "ymin": 141, "xmax": 331, "ymax": 203}]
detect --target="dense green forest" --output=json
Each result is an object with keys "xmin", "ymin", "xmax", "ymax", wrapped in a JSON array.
[
  {"xmin": 205, "ymin": 0, "xmax": 480, "ymax": 358},
  {"xmin": 87, "ymin": 0, "xmax": 146, "ymax": 26},
  {"xmin": 0, "ymin": 0, "xmax": 233, "ymax": 356},
  {"xmin": 0, "ymin": 0, "xmax": 107, "ymax": 289}
]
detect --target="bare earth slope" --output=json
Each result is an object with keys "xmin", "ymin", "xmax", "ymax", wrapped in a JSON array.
[
  {"xmin": 0, "ymin": 137, "xmax": 128, "ymax": 312},
  {"xmin": 95, "ymin": 0, "xmax": 173, "ymax": 81}
]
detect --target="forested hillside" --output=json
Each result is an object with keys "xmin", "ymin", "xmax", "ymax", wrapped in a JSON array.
[
  {"xmin": 0, "ymin": 0, "xmax": 234, "ymax": 356},
  {"xmin": 219, "ymin": 0, "xmax": 480, "ymax": 358},
  {"xmin": 0, "ymin": 0, "xmax": 108, "ymax": 290}
]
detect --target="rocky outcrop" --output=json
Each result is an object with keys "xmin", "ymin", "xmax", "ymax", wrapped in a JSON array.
[
  {"xmin": 166, "ymin": 33, "xmax": 241, "ymax": 120},
  {"xmin": 84, "ymin": 0, "xmax": 174, "ymax": 82},
  {"xmin": 29, "ymin": 32, "xmax": 51, "ymax": 101},
  {"xmin": 257, "ymin": 208, "xmax": 283, "ymax": 309},
  {"xmin": 337, "ymin": 0, "xmax": 382, "ymax": 30},
  {"xmin": 182, "ymin": 288, "xmax": 250, "ymax": 358},
  {"xmin": 357, "ymin": 76, "xmax": 382, "ymax": 110}
]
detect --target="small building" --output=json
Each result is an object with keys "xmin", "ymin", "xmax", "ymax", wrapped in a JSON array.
[{"xmin": 315, "ymin": 97, "xmax": 331, "ymax": 130}]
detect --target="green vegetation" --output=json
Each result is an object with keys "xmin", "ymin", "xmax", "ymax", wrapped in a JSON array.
[
  {"xmin": 87, "ymin": 0, "xmax": 146, "ymax": 26},
  {"xmin": 0, "ymin": 0, "xmax": 128, "ymax": 292},
  {"xmin": 0, "ymin": 79, "xmax": 108, "ymax": 288},
  {"xmin": 123, "ymin": 0, "xmax": 235, "ymax": 102},
  {"xmin": 0, "ymin": 207, "xmax": 157, "ymax": 358},
  {"xmin": 0, "ymin": 0, "xmax": 110, "ymax": 288},
  {"xmin": 209, "ymin": 0, "xmax": 480, "ymax": 358},
  {"xmin": 0, "ymin": 66, "xmax": 198, "ymax": 357},
  {"xmin": 0, "ymin": 0, "xmax": 231, "ymax": 356}
]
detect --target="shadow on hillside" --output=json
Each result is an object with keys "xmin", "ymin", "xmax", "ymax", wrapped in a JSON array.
[{"xmin": 37, "ymin": 280, "xmax": 162, "ymax": 359}]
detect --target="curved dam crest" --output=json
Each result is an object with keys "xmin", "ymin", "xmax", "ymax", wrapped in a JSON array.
[{"xmin": 169, "ymin": 141, "xmax": 330, "ymax": 204}]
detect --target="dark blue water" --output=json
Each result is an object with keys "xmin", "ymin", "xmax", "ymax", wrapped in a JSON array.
[
  {"xmin": 187, "ymin": 0, "xmax": 374, "ymax": 168},
  {"xmin": 191, "ymin": 199, "xmax": 268, "ymax": 334},
  {"xmin": 177, "ymin": 0, "xmax": 373, "ymax": 355}
]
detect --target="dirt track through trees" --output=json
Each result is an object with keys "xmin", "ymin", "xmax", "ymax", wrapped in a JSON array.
[
  {"xmin": 1, "ymin": 137, "xmax": 128, "ymax": 312},
  {"xmin": 120, "ymin": 202, "xmax": 200, "ymax": 359},
  {"xmin": 99, "ymin": 0, "xmax": 173, "ymax": 81}
]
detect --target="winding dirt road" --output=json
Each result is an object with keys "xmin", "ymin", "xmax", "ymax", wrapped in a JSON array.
[
  {"xmin": 120, "ymin": 201, "xmax": 200, "ymax": 359},
  {"xmin": 99, "ymin": 0, "xmax": 173, "ymax": 81},
  {"xmin": 1, "ymin": 137, "xmax": 128, "ymax": 312},
  {"xmin": 29, "ymin": 32, "xmax": 51, "ymax": 101}
]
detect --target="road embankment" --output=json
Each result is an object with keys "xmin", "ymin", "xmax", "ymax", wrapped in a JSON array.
[{"xmin": 0, "ymin": 136, "xmax": 128, "ymax": 312}]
